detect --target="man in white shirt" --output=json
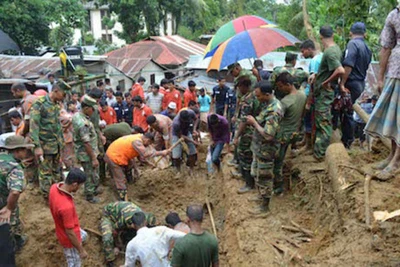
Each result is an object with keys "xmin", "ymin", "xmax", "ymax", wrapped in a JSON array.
[{"xmin": 124, "ymin": 211, "xmax": 186, "ymax": 267}]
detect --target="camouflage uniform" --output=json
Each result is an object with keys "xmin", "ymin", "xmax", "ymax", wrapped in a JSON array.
[
  {"xmin": 0, "ymin": 153, "xmax": 25, "ymax": 246},
  {"xmin": 269, "ymin": 64, "xmax": 309, "ymax": 99},
  {"xmin": 251, "ymin": 98, "xmax": 283, "ymax": 198},
  {"xmin": 100, "ymin": 201, "xmax": 142, "ymax": 262},
  {"xmin": 237, "ymin": 92, "xmax": 261, "ymax": 185},
  {"xmin": 30, "ymin": 95, "xmax": 63, "ymax": 197},
  {"xmin": 234, "ymin": 69, "xmax": 257, "ymax": 89},
  {"xmin": 90, "ymin": 106, "xmax": 106, "ymax": 181},
  {"xmin": 72, "ymin": 112, "xmax": 99, "ymax": 199}
]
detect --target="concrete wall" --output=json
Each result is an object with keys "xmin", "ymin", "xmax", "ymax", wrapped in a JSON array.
[{"xmin": 137, "ymin": 61, "xmax": 166, "ymax": 89}]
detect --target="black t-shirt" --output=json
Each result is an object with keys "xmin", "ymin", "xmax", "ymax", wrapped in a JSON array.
[
  {"xmin": 212, "ymin": 85, "xmax": 229, "ymax": 108},
  {"xmin": 342, "ymin": 37, "xmax": 372, "ymax": 81}
]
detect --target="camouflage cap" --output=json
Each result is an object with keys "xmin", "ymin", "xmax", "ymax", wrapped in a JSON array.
[
  {"xmin": 82, "ymin": 95, "xmax": 97, "ymax": 107},
  {"xmin": 144, "ymin": 212, "xmax": 157, "ymax": 226},
  {"xmin": 0, "ymin": 135, "xmax": 34, "ymax": 150}
]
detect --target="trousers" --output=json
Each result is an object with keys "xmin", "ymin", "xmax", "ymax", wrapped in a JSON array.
[
  {"xmin": 314, "ymin": 89, "xmax": 334, "ymax": 159},
  {"xmin": 39, "ymin": 153, "xmax": 61, "ymax": 197},
  {"xmin": 251, "ymin": 155, "xmax": 274, "ymax": 198},
  {"xmin": 80, "ymin": 160, "xmax": 99, "ymax": 198}
]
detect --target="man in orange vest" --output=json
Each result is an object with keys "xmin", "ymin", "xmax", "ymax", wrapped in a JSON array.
[{"xmin": 104, "ymin": 133, "xmax": 170, "ymax": 200}]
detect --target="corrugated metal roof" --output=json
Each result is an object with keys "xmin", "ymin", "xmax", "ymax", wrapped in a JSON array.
[
  {"xmin": 0, "ymin": 55, "xmax": 60, "ymax": 79},
  {"xmin": 105, "ymin": 35, "xmax": 206, "ymax": 70}
]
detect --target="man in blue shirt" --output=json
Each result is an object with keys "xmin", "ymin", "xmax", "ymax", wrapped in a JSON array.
[
  {"xmin": 212, "ymin": 78, "xmax": 229, "ymax": 116},
  {"xmin": 113, "ymin": 92, "xmax": 128, "ymax": 123},
  {"xmin": 300, "ymin": 39, "xmax": 323, "ymax": 152},
  {"xmin": 340, "ymin": 22, "xmax": 372, "ymax": 148}
]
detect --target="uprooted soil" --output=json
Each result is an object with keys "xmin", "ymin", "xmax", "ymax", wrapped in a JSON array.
[{"xmin": 16, "ymin": 136, "xmax": 400, "ymax": 266}]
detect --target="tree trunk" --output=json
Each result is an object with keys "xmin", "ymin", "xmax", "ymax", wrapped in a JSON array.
[{"xmin": 302, "ymin": 0, "xmax": 321, "ymax": 51}]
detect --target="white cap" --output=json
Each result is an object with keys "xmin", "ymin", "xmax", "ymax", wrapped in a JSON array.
[{"xmin": 168, "ymin": 102, "xmax": 177, "ymax": 109}]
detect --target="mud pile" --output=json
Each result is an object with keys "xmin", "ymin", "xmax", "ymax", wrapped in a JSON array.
[{"xmin": 16, "ymin": 140, "xmax": 400, "ymax": 266}]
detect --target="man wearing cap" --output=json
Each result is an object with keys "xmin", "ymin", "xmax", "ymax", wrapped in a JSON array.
[
  {"xmin": 10, "ymin": 83, "xmax": 39, "ymax": 186},
  {"xmin": 339, "ymin": 22, "xmax": 372, "ymax": 148},
  {"xmin": 146, "ymin": 114, "xmax": 173, "ymax": 150},
  {"xmin": 312, "ymin": 26, "xmax": 344, "ymax": 160},
  {"xmin": 0, "ymin": 136, "xmax": 32, "ymax": 253},
  {"xmin": 160, "ymin": 102, "xmax": 177, "ymax": 120},
  {"xmin": 183, "ymin": 80, "xmax": 198, "ymax": 108},
  {"xmin": 228, "ymin": 63, "xmax": 257, "ymax": 90},
  {"xmin": 246, "ymin": 81, "xmax": 283, "ymax": 213},
  {"xmin": 30, "ymin": 84, "xmax": 65, "ymax": 198},
  {"xmin": 105, "ymin": 133, "xmax": 169, "ymax": 200},
  {"xmin": 71, "ymin": 95, "xmax": 100, "ymax": 203},
  {"xmin": 269, "ymin": 52, "xmax": 309, "ymax": 99},
  {"xmin": 100, "ymin": 201, "xmax": 156, "ymax": 267}
]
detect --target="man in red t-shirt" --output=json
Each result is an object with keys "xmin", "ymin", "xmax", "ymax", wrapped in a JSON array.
[
  {"xmin": 130, "ymin": 77, "xmax": 146, "ymax": 100},
  {"xmin": 132, "ymin": 96, "xmax": 153, "ymax": 132},
  {"xmin": 99, "ymin": 100, "xmax": 117, "ymax": 125},
  {"xmin": 162, "ymin": 80, "xmax": 182, "ymax": 112},
  {"xmin": 49, "ymin": 168, "xmax": 88, "ymax": 267},
  {"xmin": 183, "ymin": 80, "xmax": 198, "ymax": 108}
]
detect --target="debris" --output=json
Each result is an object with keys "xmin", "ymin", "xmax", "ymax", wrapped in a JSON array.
[
  {"xmin": 364, "ymin": 174, "xmax": 372, "ymax": 227},
  {"xmin": 373, "ymin": 209, "xmax": 400, "ymax": 222}
]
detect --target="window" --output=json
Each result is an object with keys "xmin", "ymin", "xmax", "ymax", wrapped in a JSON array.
[
  {"xmin": 102, "ymin": 34, "xmax": 113, "ymax": 43},
  {"xmin": 150, "ymin": 74, "xmax": 155, "ymax": 85},
  {"xmin": 87, "ymin": 10, "xmax": 92, "ymax": 32},
  {"xmin": 118, "ymin": 80, "xmax": 125, "ymax": 92},
  {"xmin": 100, "ymin": 10, "xmax": 109, "ymax": 30}
]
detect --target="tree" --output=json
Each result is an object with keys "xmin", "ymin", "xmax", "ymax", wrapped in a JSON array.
[
  {"xmin": 49, "ymin": 26, "xmax": 74, "ymax": 52},
  {"xmin": 102, "ymin": 15, "xmax": 116, "ymax": 42}
]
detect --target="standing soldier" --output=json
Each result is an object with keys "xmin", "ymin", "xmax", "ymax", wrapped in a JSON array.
[
  {"xmin": 274, "ymin": 73, "xmax": 307, "ymax": 194},
  {"xmin": 30, "ymin": 84, "xmax": 65, "ymax": 198},
  {"xmin": 10, "ymin": 83, "xmax": 39, "ymax": 186},
  {"xmin": 233, "ymin": 76, "xmax": 261, "ymax": 194},
  {"xmin": 88, "ymin": 89, "xmax": 107, "ymax": 183},
  {"xmin": 100, "ymin": 201, "xmax": 156, "ymax": 267},
  {"xmin": 246, "ymin": 81, "xmax": 283, "ymax": 213},
  {"xmin": 72, "ymin": 95, "xmax": 100, "ymax": 204},
  {"xmin": 0, "ymin": 136, "xmax": 33, "ymax": 251},
  {"xmin": 269, "ymin": 52, "xmax": 309, "ymax": 99}
]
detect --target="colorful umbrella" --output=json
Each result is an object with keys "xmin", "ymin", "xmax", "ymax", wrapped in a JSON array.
[
  {"xmin": 207, "ymin": 27, "xmax": 300, "ymax": 71},
  {"xmin": 204, "ymin": 15, "xmax": 276, "ymax": 58}
]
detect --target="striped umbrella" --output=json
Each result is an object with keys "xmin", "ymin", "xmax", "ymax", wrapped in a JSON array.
[
  {"xmin": 204, "ymin": 15, "xmax": 276, "ymax": 58},
  {"xmin": 207, "ymin": 27, "xmax": 300, "ymax": 71}
]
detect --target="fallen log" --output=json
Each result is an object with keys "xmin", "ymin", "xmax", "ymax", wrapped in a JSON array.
[
  {"xmin": 353, "ymin": 103, "xmax": 391, "ymax": 149},
  {"xmin": 325, "ymin": 143, "xmax": 352, "ymax": 223}
]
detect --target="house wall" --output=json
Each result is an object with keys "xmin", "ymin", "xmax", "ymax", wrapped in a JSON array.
[
  {"xmin": 105, "ymin": 64, "xmax": 133, "ymax": 93},
  {"xmin": 137, "ymin": 61, "xmax": 166, "ymax": 90}
]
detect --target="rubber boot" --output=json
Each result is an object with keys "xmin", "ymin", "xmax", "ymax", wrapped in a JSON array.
[
  {"xmin": 86, "ymin": 195, "xmax": 100, "ymax": 204},
  {"xmin": 14, "ymin": 234, "xmax": 28, "ymax": 252},
  {"xmin": 106, "ymin": 261, "xmax": 115, "ymax": 267},
  {"xmin": 250, "ymin": 197, "xmax": 270, "ymax": 214},
  {"xmin": 238, "ymin": 170, "xmax": 255, "ymax": 194},
  {"xmin": 117, "ymin": 189, "xmax": 127, "ymax": 201},
  {"xmin": 126, "ymin": 169, "xmax": 133, "ymax": 184}
]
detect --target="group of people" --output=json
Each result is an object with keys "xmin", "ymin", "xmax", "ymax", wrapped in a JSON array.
[{"xmin": 1, "ymin": 4, "xmax": 400, "ymax": 265}]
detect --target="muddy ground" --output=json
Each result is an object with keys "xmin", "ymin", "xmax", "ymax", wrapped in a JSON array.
[{"xmin": 16, "ymin": 137, "xmax": 400, "ymax": 266}]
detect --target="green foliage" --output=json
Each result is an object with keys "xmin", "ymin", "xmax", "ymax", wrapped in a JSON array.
[
  {"xmin": 49, "ymin": 26, "xmax": 74, "ymax": 52},
  {"xmin": 0, "ymin": 0, "xmax": 86, "ymax": 55},
  {"xmin": 94, "ymin": 39, "xmax": 119, "ymax": 55}
]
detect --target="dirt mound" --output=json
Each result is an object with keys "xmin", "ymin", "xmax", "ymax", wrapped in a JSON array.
[{"xmin": 16, "ymin": 141, "xmax": 400, "ymax": 266}]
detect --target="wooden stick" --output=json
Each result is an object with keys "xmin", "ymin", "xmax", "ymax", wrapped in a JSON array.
[
  {"xmin": 316, "ymin": 174, "xmax": 323, "ymax": 202},
  {"xmin": 338, "ymin": 164, "xmax": 366, "ymax": 176},
  {"xmin": 154, "ymin": 138, "xmax": 184, "ymax": 165},
  {"xmin": 364, "ymin": 174, "xmax": 372, "ymax": 227},
  {"xmin": 290, "ymin": 220, "xmax": 314, "ymax": 237},
  {"xmin": 206, "ymin": 197, "xmax": 218, "ymax": 239},
  {"xmin": 84, "ymin": 227, "xmax": 102, "ymax": 237}
]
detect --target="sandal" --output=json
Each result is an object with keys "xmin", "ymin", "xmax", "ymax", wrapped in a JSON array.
[{"xmin": 375, "ymin": 167, "xmax": 398, "ymax": 181}]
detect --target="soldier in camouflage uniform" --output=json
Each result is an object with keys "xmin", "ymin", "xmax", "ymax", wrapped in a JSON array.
[
  {"xmin": 10, "ymin": 83, "xmax": 39, "ymax": 186},
  {"xmin": 246, "ymin": 81, "xmax": 283, "ymax": 213},
  {"xmin": 100, "ymin": 201, "xmax": 156, "ymax": 266},
  {"xmin": 269, "ymin": 52, "xmax": 309, "ymax": 100},
  {"xmin": 72, "ymin": 95, "xmax": 100, "ymax": 203},
  {"xmin": 232, "ymin": 76, "xmax": 261, "ymax": 194},
  {"xmin": 88, "ymin": 89, "xmax": 107, "ymax": 183},
  {"xmin": 274, "ymin": 73, "xmax": 307, "ymax": 194},
  {"xmin": 0, "ymin": 136, "xmax": 33, "ymax": 250},
  {"xmin": 30, "ymin": 84, "xmax": 65, "ymax": 198}
]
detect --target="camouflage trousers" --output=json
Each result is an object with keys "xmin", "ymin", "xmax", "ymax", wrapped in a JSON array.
[
  {"xmin": 39, "ymin": 154, "xmax": 62, "ymax": 197},
  {"xmin": 61, "ymin": 142, "xmax": 75, "ymax": 171},
  {"xmin": 314, "ymin": 90, "xmax": 334, "ymax": 159},
  {"xmin": 0, "ymin": 201, "xmax": 23, "ymax": 248},
  {"xmin": 80, "ymin": 160, "xmax": 99, "ymax": 198},
  {"xmin": 251, "ymin": 156, "xmax": 275, "ymax": 198},
  {"xmin": 100, "ymin": 217, "xmax": 117, "ymax": 262},
  {"xmin": 98, "ymin": 138, "xmax": 106, "ymax": 183},
  {"xmin": 21, "ymin": 150, "xmax": 38, "ymax": 183},
  {"xmin": 237, "ymin": 134, "xmax": 253, "ymax": 171},
  {"xmin": 274, "ymin": 133, "xmax": 301, "ymax": 185}
]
